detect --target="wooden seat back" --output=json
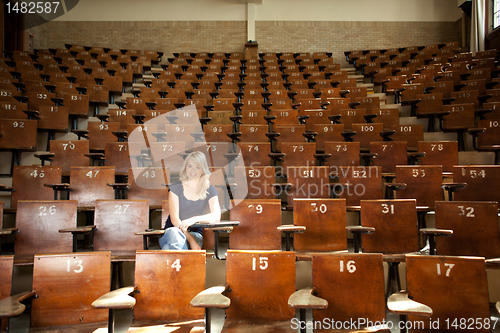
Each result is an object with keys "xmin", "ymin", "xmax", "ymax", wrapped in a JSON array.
[
  {"xmin": 229, "ymin": 199, "xmax": 282, "ymax": 250},
  {"xmin": 453, "ymin": 165, "xmax": 500, "ymax": 202},
  {"xmin": 104, "ymin": 142, "xmax": 141, "ymax": 176},
  {"xmin": 435, "ymin": 201, "xmax": 500, "ymax": 258},
  {"xmin": 31, "ymin": 252, "xmax": 110, "ymax": 328},
  {"xmin": 352, "ymin": 123, "xmax": 385, "ymax": 150},
  {"xmin": 239, "ymin": 124, "xmax": 269, "ymax": 143},
  {"xmin": 281, "ymin": 142, "xmax": 316, "ymax": 171},
  {"xmin": 312, "ymin": 253, "xmax": 385, "ymax": 324},
  {"xmin": 87, "ymin": 121, "xmax": 119, "ymax": 151},
  {"xmin": 128, "ymin": 167, "xmax": 169, "ymax": 208},
  {"xmin": 234, "ymin": 166, "xmax": 276, "ymax": 200},
  {"xmin": 338, "ymin": 166, "xmax": 383, "ymax": 206},
  {"xmin": 93, "ymin": 199, "xmax": 149, "ymax": 253},
  {"xmin": 225, "ymin": 250, "xmax": 296, "ymax": 321},
  {"xmin": 133, "ymin": 250, "xmax": 205, "ymax": 321},
  {"xmin": 274, "ymin": 124, "xmax": 307, "ymax": 151},
  {"xmin": 50, "ymin": 140, "xmax": 90, "ymax": 176},
  {"xmin": 370, "ymin": 141, "xmax": 408, "ymax": 174},
  {"xmin": 324, "ymin": 141, "xmax": 360, "ymax": 169},
  {"xmin": 476, "ymin": 119, "xmax": 500, "ymax": 149},
  {"xmin": 286, "ymin": 166, "xmax": 330, "ymax": 207},
  {"xmin": 360, "ymin": 199, "xmax": 419, "ymax": 253},
  {"xmin": 11, "ymin": 166, "xmax": 62, "ymax": 209},
  {"xmin": 417, "ymin": 141, "xmax": 458, "ymax": 173},
  {"xmin": 404, "ymin": 254, "xmax": 490, "ymax": 332},
  {"xmin": 395, "ymin": 165, "xmax": 443, "ymax": 208},
  {"xmin": 237, "ymin": 142, "xmax": 271, "ymax": 166},
  {"xmin": 0, "ymin": 118, "xmax": 37, "ymax": 152},
  {"xmin": 293, "ymin": 198, "xmax": 347, "ymax": 252},
  {"xmin": 390, "ymin": 124, "xmax": 424, "ymax": 150},
  {"xmin": 0, "ymin": 255, "xmax": 13, "ymax": 331},
  {"xmin": 69, "ymin": 166, "xmax": 115, "ymax": 208},
  {"xmin": 15, "ymin": 200, "xmax": 78, "ymax": 256}
]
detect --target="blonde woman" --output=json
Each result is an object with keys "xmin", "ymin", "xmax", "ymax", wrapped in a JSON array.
[{"xmin": 159, "ymin": 151, "xmax": 221, "ymax": 250}]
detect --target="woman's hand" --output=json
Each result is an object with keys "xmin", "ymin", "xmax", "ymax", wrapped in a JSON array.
[{"xmin": 178, "ymin": 221, "xmax": 189, "ymax": 233}]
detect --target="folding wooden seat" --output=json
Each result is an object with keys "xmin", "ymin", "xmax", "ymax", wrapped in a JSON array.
[
  {"xmin": 336, "ymin": 108, "xmax": 368, "ymax": 131},
  {"xmin": 104, "ymin": 142, "xmax": 142, "ymax": 176},
  {"xmin": 388, "ymin": 255, "xmax": 490, "ymax": 333},
  {"xmin": 13, "ymin": 200, "xmax": 85, "ymax": 263},
  {"xmin": 324, "ymin": 141, "xmax": 360, "ymax": 172},
  {"xmin": 192, "ymin": 250, "xmax": 296, "ymax": 333},
  {"xmin": 290, "ymin": 253, "xmax": 390, "ymax": 333},
  {"xmin": 204, "ymin": 124, "xmax": 234, "ymax": 144},
  {"xmin": 351, "ymin": 122, "xmax": 385, "ymax": 151},
  {"xmin": 273, "ymin": 124, "xmax": 307, "ymax": 152},
  {"xmin": 0, "ymin": 100, "xmax": 28, "ymax": 119},
  {"xmin": 46, "ymin": 139, "xmax": 91, "ymax": 176},
  {"xmin": 313, "ymin": 124, "xmax": 346, "ymax": 153},
  {"xmin": 188, "ymin": 142, "xmax": 232, "ymax": 168},
  {"xmin": 390, "ymin": 124, "xmax": 424, "ymax": 151},
  {"xmin": 281, "ymin": 166, "xmax": 331, "ymax": 209},
  {"xmin": 450, "ymin": 89, "xmax": 480, "ymax": 110},
  {"xmin": 233, "ymin": 166, "xmax": 276, "ymax": 200},
  {"xmin": 0, "ymin": 252, "xmax": 112, "ymax": 332},
  {"xmin": 124, "ymin": 96, "xmax": 149, "ymax": 114},
  {"xmin": 148, "ymin": 141, "xmax": 186, "ymax": 177},
  {"xmin": 437, "ymin": 103, "xmax": 475, "ymax": 151},
  {"xmin": 237, "ymin": 142, "xmax": 272, "ymax": 166},
  {"xmin": 0, "ymin": 118, "xmax": 37, "ymax": 165},
  {"xmin": 451, "ymin": 165, "xmax": 500, "ymax": 202},
  {"xmin": 93, "ymin": 250, "xmax": 206, "ymax": 332},
  {"xmin": 291, "ymin": 198, "xmax": 347, "ymax": 256},
  {"xmin": 368, "ymin": 141, "xmax": 407, "ymax": 175},
  {"xmin": 127, "ymin": 167, "xmax": 169, "ymax": 209},
  {"xmin": 87, "ymin": 120, "xmax": 119, "ymax": 151},
  {"xmin": 92, "ymin": 199, "xmax": 149, "ymax": 259},
  {"xmin": 336, "ymin": 166, "xmax": 384, "ymax": 207},
  {"xmin": 228, "ymin": 199, "xmax": 282, "ymax": 250},
  {"xmin": 10, "ymin": 166, "xmax": 62, "ymax": 209},
  {"xmin": 351, "ymin": 199, "xmax": 419, "ymax": 296},
  {"xmin": 469, "ymin": 119, "xmax": 500, "ymax": 163},
  {"xmin": 393, "ymin": 165, "xmax": 443, "ymax": 209},
  {"xmin": 422, "ymin": 201, "xmax": 500, "ymax": 257},
  {"xmin": 416, "ymin": 141, "xmax": 458, "ymax": 174},
  {"xmin": 69, "ymin": 166, "xmax": 115, "ymax": 208},
  {"xmin": 280, "ymin": 142, "xmax": 317, "ymax": 173},
  {"xmin": 106, "ymin": 108, "xmax": 137, "ymax": 130}
]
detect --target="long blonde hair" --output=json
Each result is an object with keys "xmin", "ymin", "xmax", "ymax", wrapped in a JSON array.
[{"xmin": 179, "ymin": 151, "xmax": 212, "ymax": 200}]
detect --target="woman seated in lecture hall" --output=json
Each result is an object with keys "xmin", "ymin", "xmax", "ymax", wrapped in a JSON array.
[{"xmin": 159, "ymin": 151, "xmax": 221, "ymax": 250}]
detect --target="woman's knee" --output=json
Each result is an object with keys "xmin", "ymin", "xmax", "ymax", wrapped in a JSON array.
[{"xmin": 159, "ymin": 227, "xmax": 186, "ymax": 249}]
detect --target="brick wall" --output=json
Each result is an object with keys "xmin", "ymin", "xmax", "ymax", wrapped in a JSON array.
[
  {"xmin": 44, "ymin": 20, "xmax": 461, "ymax": 65},
  {"xmin": 257, "ymin": 21, "xmax": 461, "ymax": 65},
  {"xmin": 44, "ymin": 21, "xmax": 247, "ymax": 55}
]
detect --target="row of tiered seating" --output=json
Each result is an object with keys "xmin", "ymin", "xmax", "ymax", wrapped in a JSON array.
[{"xmin": 1, "ymin": 41, "xmax": 500, "ymax": 332}]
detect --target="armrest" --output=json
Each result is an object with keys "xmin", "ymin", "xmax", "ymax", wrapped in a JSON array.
[
  {"xmin": 134, "ymin": 229, "xmax": 166, "ymax": 236},
  {"xmin": 91, "ymin": 286, "xmax": 136, "ymax": 310},
  {"xmin": 0, "ymin": 228, "xmax": 18, "ymax": 236},
  {"xmin": 0, "ymin": 291, "xmax": 36, "ymax": 318},
  {"xmin": 59, "ymin": 225, "xmax": 96, "ymax": 234},
  {"xmin": 277, "ymin": 225, "xmax": 306, "ymax": 233},
  {"xmin": 288, "ymin": 287, "xmax": 328, "ymax": 310},
  {"xmin": 192, "ymin": 221, "xmax": 239, "ymax": 228},
  {"xmin": 387, "ymin": 291, "xmax": 433, "ymax": 318},
  {"xmin": 419, "ymin": 228, "xmax": 453, "ymax": 237},
  {"xmin": 345, "ymin": 226, "xmax": 375, "ymax": 234},
  {"xmin": 190, "ymin": 286, "xmax": 230, "ymax": 309}
]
